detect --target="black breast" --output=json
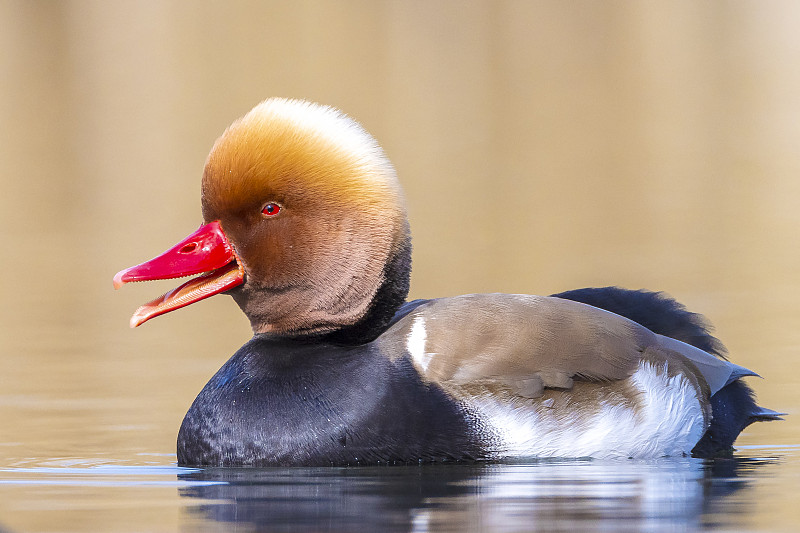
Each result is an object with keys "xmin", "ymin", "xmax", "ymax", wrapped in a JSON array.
[{"xmin": 177, "ymin": 335, "xmax": 484, "ymax": 466}]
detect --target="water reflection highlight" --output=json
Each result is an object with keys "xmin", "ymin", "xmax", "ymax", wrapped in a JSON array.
[{"xmin": 178, "ymin": 453, "xmax": 782, "ymax": 532}]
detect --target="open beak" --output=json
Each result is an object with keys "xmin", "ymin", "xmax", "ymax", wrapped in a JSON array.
[{"xmin": 113, "ymin": 221, "xmax": 244, "ymax": 327}]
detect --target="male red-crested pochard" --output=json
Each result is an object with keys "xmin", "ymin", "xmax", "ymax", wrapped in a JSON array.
[{"xmin": 115, "ymin": 98, "xmax": 781, "ymax": 466}]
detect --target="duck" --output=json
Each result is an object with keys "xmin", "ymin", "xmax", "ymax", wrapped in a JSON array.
[{"xmin": 114, "ymin": 98, "xmax": 782, "ymax": 466}]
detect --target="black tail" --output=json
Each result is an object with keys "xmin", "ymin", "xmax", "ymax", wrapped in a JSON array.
[{"xmin": 552, "ymin": 286, "xmax": 782, "ymax": 457}]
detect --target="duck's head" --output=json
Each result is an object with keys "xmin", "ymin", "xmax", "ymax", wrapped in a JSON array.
[{"xmin": 114, "ymin": 98, "xmax": 411, "ymax": 342}]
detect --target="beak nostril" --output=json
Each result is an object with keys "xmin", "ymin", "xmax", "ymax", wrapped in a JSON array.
[{"xmin": 179, "ymin": 243, "xmax": 198, "ymax": 254}]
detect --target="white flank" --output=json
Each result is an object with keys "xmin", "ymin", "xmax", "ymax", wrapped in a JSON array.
[
  {"xmin": 467, "ymin": 360, "xmax": 706, "ymax": 459},
  {"xmin": 406, "ymin": 316, "xmax": 433, "ymax": 372}
]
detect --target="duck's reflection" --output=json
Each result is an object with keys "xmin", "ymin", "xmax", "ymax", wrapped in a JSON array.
[{"xmin": 178, "ymin": 455, "xmax": 777, "ymax": 532}]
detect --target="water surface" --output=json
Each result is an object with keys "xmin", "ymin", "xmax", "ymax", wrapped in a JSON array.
[{"xmin": 1, "ymin": 445, "xmax": 798, "ymax": 532}]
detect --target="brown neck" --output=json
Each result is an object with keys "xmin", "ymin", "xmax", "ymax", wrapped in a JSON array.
[
  {"xmin": 231, "ymin": 232, "xmax": 412, "ymax": 345},
  {"xmin": 321, "ymin": 234, "xmax": 412, "ymax": 345}
]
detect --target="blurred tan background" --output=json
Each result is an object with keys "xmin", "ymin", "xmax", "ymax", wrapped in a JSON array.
[{"xmin": 1, "ymin": 0, "xmax": 798, "ymax": 462}]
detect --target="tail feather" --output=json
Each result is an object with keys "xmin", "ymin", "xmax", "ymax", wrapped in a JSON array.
[{"xmin": 749, "ymin": 406, "xmax": 786, "ymax": 422}]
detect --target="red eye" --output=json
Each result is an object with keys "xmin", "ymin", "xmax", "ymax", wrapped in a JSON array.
[{"xmin": 262, "ymin": 203, "xmax": 281, "ymax": 217}]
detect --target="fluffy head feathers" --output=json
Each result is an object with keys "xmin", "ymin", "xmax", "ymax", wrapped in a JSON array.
[{"xmin": 200, "ymin": 98, "xmax": 410, "ymax": 336}]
